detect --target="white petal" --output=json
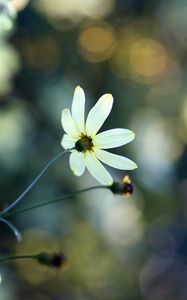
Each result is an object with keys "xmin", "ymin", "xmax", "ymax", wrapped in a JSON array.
[
  {"xmin": 61, "ymin": 134, "xmax": 76, "ymax": 150},
  {"xmin": 70, "ymin": 151, "xmax": 86, "ymax": 176},
  {"xmin": 71, "ymin": 86, "xmax": 86, "ymax": 134},
  {"xmin": 94, "ymin": 148, "xmax": 138, "ymax": 170},
  {"xmin": 86, "ymin": 94, "xmax": 114, "ymax": 137},
  {"xmin": 61, "ymin": 108, "xmax": 80, "ymax": 138},
  {"xmin": 93, "ymin": 128, "xmax": 135, "ymax": 149},
  {"xmin": 85, "ymin": 151, "xmax": 113, "ymax": 185}
]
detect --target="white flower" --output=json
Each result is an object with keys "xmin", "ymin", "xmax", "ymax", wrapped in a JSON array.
[
  {"xmin": 0, "ymin": 0, "xmax": 16, "ymax": 34},
  {"xmin": 61, "ymin": 86, "xmax": 137, "ymax": 185}
]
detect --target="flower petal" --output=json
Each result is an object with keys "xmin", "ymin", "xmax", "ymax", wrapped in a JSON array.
[
  {"xmin": 70, "ymin": 151, "xmax": 86, "ymax": 176},
  {"xmin": 71, "ymin": 86, "xmax": 85, "ymax": 133},
  {"xmin": 93, "ymin": 128, "xmax": 135, "ymax": 149},
  {"xmin": 61, "ymin": 108, "xmax": 80, "ymax": 138},
  {"xmin": 86, "ymin": 94, "xmax": 113, "ymax": 137},
  {"xmin": 85, "ymin": 151, "xmax": 113, "ymax": 185},
  {"xmin": 61, "ymin": 134, "xmax": 76, "ymax": 150},
  {"xmin": 94, "ymin": 148, "xmax": 138, "ymax": 170}
]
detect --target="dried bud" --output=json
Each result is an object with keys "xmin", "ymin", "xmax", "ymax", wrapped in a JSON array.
[
  {"xmin": 37, "ymin": 252, "xmax": 68, "ymax": 269},
  {"xmin": 109, "ymin": 175, "xmax": 134, "ymax": 196}
]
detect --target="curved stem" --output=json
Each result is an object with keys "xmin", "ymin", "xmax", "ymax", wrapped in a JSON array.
[
  {"xmin": 0, "ymin": 150, "xmax": 68, "ymax": 216},
  {"xmin": 6, "ymin": 185, "xmax": 108, "ymax": 217},
  {"xmin": 0, "ymin": 254, "xmax": 37, "ymax": 263},
  {"xmin": 0, "ymin": 217, "xmax": 22, "ymax": 241}
]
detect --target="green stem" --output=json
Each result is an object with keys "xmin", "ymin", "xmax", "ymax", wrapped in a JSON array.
[
  {"xmin": 0, "ymin": 217, "xmax": 22, "ymax": 241},
  {"xmin": 5, "ymin": 185, "xmax": 108, "ymax": 217},
  {"xmin": 0, "ymin": 150, "xmax": 69, "ymax": 216},
  {"xmin": 0, "ymin": 254, "xmax": 37, "ymax": 263}
]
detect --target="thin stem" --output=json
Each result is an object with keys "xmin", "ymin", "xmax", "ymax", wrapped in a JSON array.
[
  {"xmin": 6, "ymin": 185, "xmax": 108, "ymax": 217},
  {"xmin": 0, "ymin": 254, "xmax": 37, "ymax": 263},
  {"xmin": 0, "ymin": 150, "xmax": 69, "ymax": 216},
  {"xmin": 0, "ymin": 217, "xmax": 22, "ymax": 241}
]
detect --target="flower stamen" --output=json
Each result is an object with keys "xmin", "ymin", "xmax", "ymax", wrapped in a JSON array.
[{"xmin": 75, "ymin": 136, "xmax": 93, "ymax": 152}]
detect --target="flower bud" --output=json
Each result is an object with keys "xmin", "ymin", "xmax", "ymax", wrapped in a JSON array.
[
  {"xmin": 37, "ymin": 252, "xmax": 68, "ymax": 269},
  {"xmin": 109, "ymin": 175, "xmax": 134, "ymax": 196}
]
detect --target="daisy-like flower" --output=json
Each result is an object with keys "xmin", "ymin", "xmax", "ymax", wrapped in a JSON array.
[{"xmin": 61, "ymin": 86, "xmax": 137, "ymax": 185}]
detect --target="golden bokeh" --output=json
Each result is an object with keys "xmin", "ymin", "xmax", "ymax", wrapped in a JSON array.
[
  {"xmin": 109, "ymin": 20, "xmax": 154, "ymax": 80},
  {"xmin": 129, "ymin": 38, "xmax": 168, "ymax": 84},
  {"xmin": 22, "ymin": 36, "xmax": 61, "ymax": 73},
  {"xmin": 110, "ymin": 34, "xmax": 175, "ymax": 86},
  {"xmin": 78, "ymin": 22, "xmax": 116, "ymax": 63}
]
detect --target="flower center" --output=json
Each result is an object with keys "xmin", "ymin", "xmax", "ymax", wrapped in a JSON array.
[{"xmin": 75, "ymin": 136, "xmax": 93, "ymax": 153}]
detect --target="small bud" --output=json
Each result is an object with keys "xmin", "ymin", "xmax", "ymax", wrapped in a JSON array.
[
  {"xmin": 109, "ymin": 175, "xmax": 134, "ymax": 196},
  {"xmin": 37, "ymin": 252, "xmax": 68, "ymax": 269}
]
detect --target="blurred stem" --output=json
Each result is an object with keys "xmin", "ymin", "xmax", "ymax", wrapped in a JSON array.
[
  {"xmin": 0, "ymin": 150, "xmax": 69, "ymax": 216},
  {"xmin": 5, "ymin": 185, "xmax": 108, "ymax": 217},
  {"xmin": 0, "ymin": 217, "xmax": 22, "ymax": 241},
  {"xmin": 0, "ymin": 254, "xmax": 37, "ymax": 263}
]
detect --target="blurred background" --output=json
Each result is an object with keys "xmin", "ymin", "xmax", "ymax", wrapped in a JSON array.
[{"xmin": 0, "ymin": 0, "xmax": 187, "ymax": 299}]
